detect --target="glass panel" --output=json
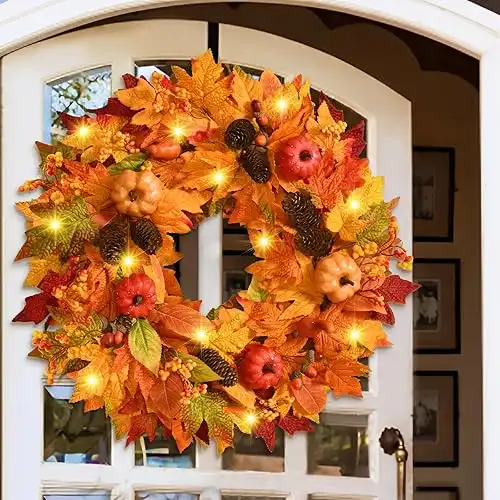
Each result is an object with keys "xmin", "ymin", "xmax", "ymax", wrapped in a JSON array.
[
  {"xmin": 50, "ymin": 67, "xmax": 112, "ymax": 143},
  {"xmin": 135, "ymin": 60, "xmax": 192, "ymax": 79},
  {"xmin": 135, "ymin": 429, "xmax": 196, "ymax": 468},
  {"xmin": 135, "ymin": 494, "xmax": 198, "ymax": 500},
  {"xmin": 222, "ymin": 253, "xmax": 256, "ymax": 302},
  {"xmin": 359, "ymin": 357, "xmax": 369, "ymax": 392},
  {"xmin": 223, "ymin": 497, "xmax": 287, "ymax": 500},
  {"xmin": 43, "ymin": 494, "xmax": 110, "ymax": 500},
  {"xmin": 222, "ymin": 428, "xmax": 284, "ymax": 472},
  {"xmin": 44, "ymin": 385, "xmax": 111, "ymax": 464},
  {"xmin": 307, "ymin": 413, "xmax": 369, "ymax": 477}
]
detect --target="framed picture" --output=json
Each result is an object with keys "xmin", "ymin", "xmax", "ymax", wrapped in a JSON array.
[
  {"xmin": 413, "ymin": 146, "xmax": 455, "ymax": 242},
  {"xmin": 413, "ymin": 371, "xmax": 459, "ymax": 467},
  {"xmin": 415, "ymin": 486, "xmax": 460, "ymax": 500},
  {"xmin": 413, "ymin": 258, "xmax": 461, "ymax": 354}
]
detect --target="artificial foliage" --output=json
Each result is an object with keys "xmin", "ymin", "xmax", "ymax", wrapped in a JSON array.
[{"xmin": 15, "ymin": 51, "xmax": 418, "ymax": 453}]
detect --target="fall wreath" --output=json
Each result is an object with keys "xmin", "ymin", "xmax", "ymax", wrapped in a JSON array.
[{"xmin": 15, "ymin": 52, "xmax": 417, "ymax": 453}]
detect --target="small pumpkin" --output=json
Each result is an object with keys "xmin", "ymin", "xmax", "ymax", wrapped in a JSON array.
[
  {"xmin": 110, "ymin": 170, "xmax": 163, "ymax": 217},
  {"xmin": 238, "ymin": 344, "xmax": 284, "ymax": 390},
  {"xmin": 314, "ymin": 252, "xmax": 362, "ymax": 303},
  {"xmin": 115, "ymin": 272, "xmax": 157, "ymax": 318}
]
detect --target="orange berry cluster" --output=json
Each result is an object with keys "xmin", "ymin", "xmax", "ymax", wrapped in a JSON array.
[
  {"xmin": 53, "ymin": 270, "xmax": 90, "ymax": 314},
  {"xmin": 46, "ymin": 151, "xmax": 64, "ymax": 176},
  {"xmin": 59, "ymin": 173, "xmax": 84, "ymax": 196},
  {"xmin": 181, "ymin": 383, "xmax": 208, "ymax": 404},
  {"xmin": 67, "ymin": 343, "xmax": 102, "ymax": 360},
  {"xmin": 158, "ymin": 356, "xmax": 196, "ymax": 381},
  {"xmin": 18, "ymin": 179, "xmax": 45, "ymax": 193}
]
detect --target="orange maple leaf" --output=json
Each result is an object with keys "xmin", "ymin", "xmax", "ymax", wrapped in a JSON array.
[
  {"xmin": 321, "ymin": 355, "xmax": 366, "ymax": 398},
  {"xmin": 290, "ymin": 376, "xmax": 327, "ymax": 415}
]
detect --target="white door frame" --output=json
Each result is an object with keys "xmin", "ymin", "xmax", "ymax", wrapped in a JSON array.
[{"xmin": 1, "ymin": 1, "xmax": 499, "ymax": 499}]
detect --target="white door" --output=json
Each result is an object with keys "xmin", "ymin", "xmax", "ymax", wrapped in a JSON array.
[{"xmin": 1, "ymin": 19, "xmax": 413, "ymax": 500}]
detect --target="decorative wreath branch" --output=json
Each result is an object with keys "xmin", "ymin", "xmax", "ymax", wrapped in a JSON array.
[{"xmin": 15, "ymin": 51, "xmax": 418, "ymax": 453}]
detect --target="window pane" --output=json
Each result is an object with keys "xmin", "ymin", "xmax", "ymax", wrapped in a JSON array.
[
  {"xmin": 43, "ymin": 494, "xmax": 110, "ymax": 500},
  {"xmin": 135, "ymin": 60, "xmax": 191, "ymax": 79},
  {"xmin": 307, "ymin": 413, "xmax": 369, "ymax": 477},
  {"xmin": 135, "ymin": 430, "xmax": 196, "ymax": 468},
  {"xmin": 50, "ymin": 67, "xmax": 111, "ymax": 143},
  {"xmin": 222, "ymin": 428, "xmax": 284, "ymax": 473},
  {"xmin": 223, "ymin": 497, "xmax": 287, "ymax": 500},
  {"xmin": 135, "ymin": 494, "xmax": 198, "ymax": 500},
  {"xmin": 44, "ymin": 385, "xmax": 111, "ymax": 464}
]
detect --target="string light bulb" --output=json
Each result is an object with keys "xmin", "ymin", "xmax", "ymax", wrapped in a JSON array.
[
  {"xmin": 348, "ymin": 327, "xmax": 362, "ymax": 343},
  {"xmin": 245, "ymin": 412, "xmax": 258, "ymax": 426},
  {"xmin": 83, "ymin": 372, "xmax": 101, "ymax": 391},
  {"xmin": 46, "ymin": 216, "xmax": 62, "ymax": 232},
  {"xmin": 120, "ymin": 252, "xmax": 138, "ymax": 271},
  {"xmin": 255, "ymin": 232, "xmax": 272, "ymax": 251},
  {"xmin": 78, "ymin": 125, "xmax": 90, "ymax": 138},
  {"xmin": 171, "ymin": 126, "xmax": 185, "ymax": 141},
  {"xmin": 194, "ymin": 328, "xmax": 208, "ymax": 343},
  {"xmin": 348, "ymin": 199, "xmax": 360, "ymax": 211},
  {"xmin": 212, "ymin": 170, "xmax": 227, "ymax": 186},
  {"xmin": 276, "ymin": 98, "xmax": 288, "ymax": 113}
]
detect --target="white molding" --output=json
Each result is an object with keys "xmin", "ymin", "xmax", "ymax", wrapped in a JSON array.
[{"xmin": 1, "ymin": 0, "xmax": 500, "ymax": 58}]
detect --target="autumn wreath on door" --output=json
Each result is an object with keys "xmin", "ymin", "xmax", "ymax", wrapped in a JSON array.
[{"xmin": 15, "ymin": 51, "xmax": 417, "ymax": 453}]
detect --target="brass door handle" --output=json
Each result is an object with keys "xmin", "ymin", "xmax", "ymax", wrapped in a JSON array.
[{"xmin": 379, "ymin": 427, "xmax": 408, "ymax": 500}]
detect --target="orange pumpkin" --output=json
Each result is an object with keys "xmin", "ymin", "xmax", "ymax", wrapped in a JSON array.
[
  {"xmin": 110, "ymin": 170, "xmax": 163, "ymax": 217},
  {"xmin": 314, "ymin": 252, "xmax": 362, "ymax": 303},
  {"xmin": 146, "ymin": 140, "xmax": 182, "ymax": 161}
]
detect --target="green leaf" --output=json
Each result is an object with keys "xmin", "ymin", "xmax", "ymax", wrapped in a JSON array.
[
  {"xmin": 246, "ymin": 277, "xmax": 269, "ymax": 302},
  {"xmin": 129, "ymin": 319, "xmax": 162, "ymax": 375},
  {"xmin": 36, "ymin": 141, "xmax": 75, "ymax": 174},
  {"xmin": 72, "ymin": 313, "xmax": 107, "ymax": 345},
  {"xmin": 108, "ymin": 152, "xmax": 147, "ymax": 175},
  {"xmin": 357, "ymin": 201, "xmax": 390, "ymax": 246},
  {"xmin": 26, "ymin": 197, "xmax": 97, "ymax": 258},
  {"xmin": 180, "ymin": 392, "xmax": 234, "ymax": 453},
  {"xmin": 177, "ymin": 352, "xmax": 222, "ymax": 383},
  {"xmin": 206, "ymin": 306, "xmax": 221, "ymax": 321},
  {"xmin": 259, "ymin": 201, "xmax": 274, "ymax": 224}
]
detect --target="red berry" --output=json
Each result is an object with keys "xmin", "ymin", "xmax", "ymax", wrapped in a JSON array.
[
  {"xmin": 113, "ymin": 330, "xmax": 125, "ymax": 347},
  {"xmin": 304, "ymin": 366, "xmax": 318, "ymax": 378},
  {"xmin": 291, "ymin": 377, "xmax": 303, "ymax": 390},
  {"xmin": 256, "ymin": 114, "xmax": 269, "ymax": 127},
  {"xmin": 100, "ymin": 332, "xmax": 115, "ymax": 348}
]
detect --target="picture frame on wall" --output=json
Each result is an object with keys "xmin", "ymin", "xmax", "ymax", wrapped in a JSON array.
[
  {"xmin": 413, "ymin": 258, "xmax": 461, "ymax": 354},
  {"xmin": 413, "ymin": 146, "xmax": 455, "ymax": 242},
  {"xmin": 415, "ymin": 486, "xmax": 460, "ymax": 500},
  {"xmin": 413, "ymin": 371, "xmax": 459, "ymax": 467}
]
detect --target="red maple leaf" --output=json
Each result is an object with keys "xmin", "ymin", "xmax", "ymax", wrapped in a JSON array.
[
  {"xmin": 149, "ymin": 373, "xmax": 183, "ymax": 420},
  {"xmin": 59, "ymin": 113, "xmax": 88, "ymax": 134},
  {"xmin": 378, "ymin": 275, "xmax": 420, "ymax": 304},
  {"xmin": 278, "ymin": 414, "xmax": 313, "ymax": 435},
  {"xmin": 341, "ymin": 121, "xmax": 366, "ymax": 157},
  {"xmin": 371, "ymin": 303, "xmax": 396, "ymax": 325},
  {"xmin": 126, "ymin": 413, "xmax": 157, "ymax": 446},
  {"xmin": 196, "ymin": 421, "xmax": 210, "ymax": 445},
  {"xmin": 319, "ymin": 92, "xmax": 344, "ymax": 122},
  {"xmin": 119, "ymin": 390, "xmax": 147, "ymax": 415},
  {"xmin": 254, "ymin": 420, "xmax": 276, "ymax": 452},
  {"xmin": 122, "ymin": 73, "xmax": 139, "ymax": 89}
]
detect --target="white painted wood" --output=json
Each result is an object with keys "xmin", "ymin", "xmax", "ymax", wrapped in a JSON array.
[
  {"xmin": 1, "ymin": 19, "xmax": 208, "ymax": 500},
  {"xmin": 480, "ymin": 40, "xmax": 500, "ymax": 500},
  {"xmin": 1, "ymin": 0, "xmax": 500, "ymax": 58},
  {"xmin": 219, "ymin": 24, "xmax": 413, "ymax": 499}
]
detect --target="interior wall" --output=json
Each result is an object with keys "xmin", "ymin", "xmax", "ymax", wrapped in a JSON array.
[{"xmin": 156, "ymin": 4, "xmax": 483, "ymax": 496}]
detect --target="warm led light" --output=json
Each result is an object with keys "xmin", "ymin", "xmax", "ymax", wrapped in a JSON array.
[
  {"xmin": 349, "ymin": 199, "xmax": 360, "ymax": 211},
  {"xmin": 245, "ymin": 413, "xmax": 257, "ymax": 426},
  {"xmin": 120, "ymin": 252, "xmax": 138, "ymax": 270},
  {"xmin": 194, "ymin": 328, "xmax": 208, "ymax": 342},
  {"xmin": 212, "ymin": 170, "xmax": 227, "ymax": 186},
  {"xmin": 256, "ymin": 233, "xmax": 272, "ymax": 250},
  {"xmin": 47, "ymin": 217, "xmax": 62, "ymax": 232},
  {"xmin": 171, "ymin": 126, "xmax": 185, "ymax": 141},
  {"xmin": 78, "ymin": 125, "xmax": 90, "ymax": 137},
  {"xmin": 84, "ymin": 373, "xmax": 101, "ymax": 390},
  {"xmin": 276, "ymin": 98, "xmax": 288, "ymax": 112},
  {"xmin": 349, "ymin": 327, "xmax": 362, "ymax": 342}
]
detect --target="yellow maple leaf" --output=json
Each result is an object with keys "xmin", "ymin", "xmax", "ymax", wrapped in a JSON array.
[
  {"xmin": 263, "ymin": 82, "xmax": 307, "ymax": 129},
  {"xmin": 230, "ymin": 67, "xmax": 263, "ymax": 115},
  {"xmin": 24, "ymin": 255, "xmax": 64, "ymax": 287},
  {"xmin": 210, "ymin": 308, "xmax": 255, "ymax": 354},
  {"xmin": 348, "ymin": 319, "xmax": 391, "ymax": 353},
  {"xmin": 306, "ymin": 101, "xmax": 347, "ymax": 150},
  {"xmin": 16, "ymin": 201, "xmax": 44, "ymax": 229},
  {"xmin": 274, "ymin": 254, "xmax": 324, "ymax": 320},
  {"xmin": 326, "ymin": 206, "xmax": 369, "ymax": 242},
  {"xmin": 346, "ymin": 175, "xmax": 384, "ymax": 215},
  {"xmin": 172, "ymin": 51, "xmax": 232, "ymax": 121}
]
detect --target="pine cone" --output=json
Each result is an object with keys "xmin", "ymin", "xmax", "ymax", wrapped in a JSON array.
[
  {"xmin": 225, "ymin": 119, "xmax": 256, "ymax": 150},
  {"xmin": 131, "ymin": 217, "xmax": 163, "ymax": 255},
  {"xmin": 114, "ymin": 314, "xmax": 134, "ymax": 333},
  {"xmin": 282, "ymin": 192, "xmax": 321, "ymax": 230},
  {"xmin": 98, "ymin": 217, "xmax": 128, "ymax": 264},
  {"xmin": 198, "ymin": 348, "xmax": 238, "ymax": 387},
  {"xmin": 295, "ymin": 228, "xmax": 333, "ymax": 257},
  {"xmin": 240, "ymin": 145, "xmax": 271, "ymax": 184}
]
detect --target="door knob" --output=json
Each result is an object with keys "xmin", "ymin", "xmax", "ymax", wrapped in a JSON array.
[{"xmin": 379, "ymin": 427, "xmax": 408, "ymax": 500}]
